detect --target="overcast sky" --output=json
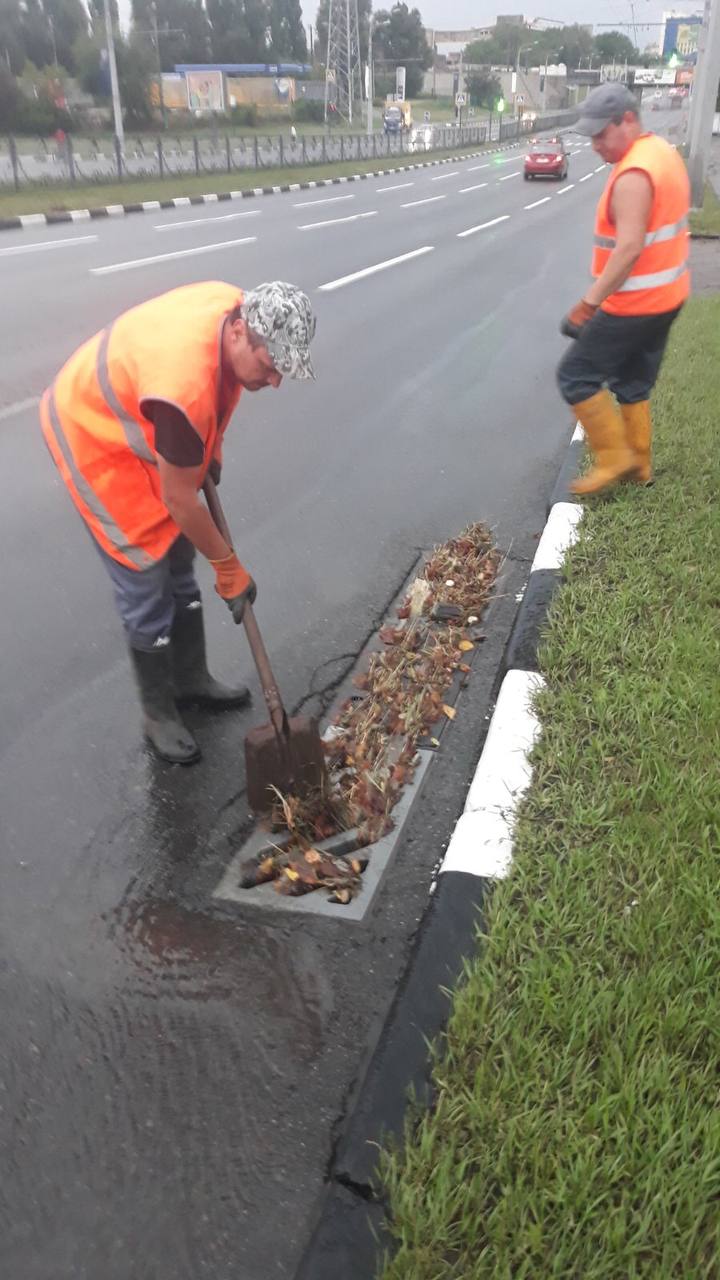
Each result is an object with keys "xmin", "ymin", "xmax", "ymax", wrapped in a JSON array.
[{"xmin": 300, "ymin": 2, "xmax": 701, "ymax": 50}]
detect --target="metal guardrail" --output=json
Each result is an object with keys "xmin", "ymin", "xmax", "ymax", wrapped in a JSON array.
[{"xmin": 1, "ymin": 111, "xmax": 578, "ymax": 191}]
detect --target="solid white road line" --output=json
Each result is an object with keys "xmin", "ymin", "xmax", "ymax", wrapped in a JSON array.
[
  {"xmin": 376, "ymin": 181, "xmax": 414, "ymax": 193},
  {"xmin": 432, "ymin": 170, "xmax": 460, "ymax": 181},
  {"xmin": 154, "ymin": 210, "xmax": 261, "ymax": 230},
  {"xmin": 457, "ymin": 214, "xmax": 509, "ymax": 239},
  {"xmin": 90, "ymin": 236, "xmax": 257, "ymax": 276},
  {"xmin": 292, "ymin": 193, "xmax": 356, "ymax": 208},
  {"xmin": 556, "ymin": 183, "xmax": 575, "ymax": 195},
  {"xmin": 524, "ymin": 196, "xmax": 551, "ymax": 209},
  {"xmin": 402, "ymin": 194, "xmax": 446, "ymax": 208},
  {"xmin": 0, "ymin": 234, "xmax": 97, "ymax": 257},
  {"xmin": 579, "ymin": 172, "xmax": 594, "ymax": 183},
  {"xmin": 459, "ymin": 182, "xmax": 488, "ymax": 194},
  {"xmin": 498, "ymin": 171, "xmax": 521, "ymax": 181},
  {"xmin": 318, "ymin": 245, "xmax": 434, "ymax": 292},
  {"xmin": 298, "ymin": 210, "xmax": 378, "ymax": 230},
  {"xmin": 0, "ymin": 396, "xmax": 40, "ymax": 422}
]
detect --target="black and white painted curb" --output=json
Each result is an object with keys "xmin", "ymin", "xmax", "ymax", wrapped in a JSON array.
[
  {"xmin": 0, "ymin": 141, "xmax": 523, "ymax": 233},
  {"xmin": 294, "ymin": 424, "xmax": 586, "ymax": 1280}
]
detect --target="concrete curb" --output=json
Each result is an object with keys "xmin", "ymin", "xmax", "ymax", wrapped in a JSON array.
[
  {"xmin": 294, "ymin": 424, "xmax": 586, "ymax": 1279},
  {"xmin": 0, "ymin": 141, "xmax": 523, "ymax": 232}
]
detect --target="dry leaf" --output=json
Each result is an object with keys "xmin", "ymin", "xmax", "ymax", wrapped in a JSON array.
[
  {"xmin": 459, "ymin": 640, "xmax": 474, "ymax": 652},
  {"xmin": 442, "ymin": 705, "xmax": 457, "ymax": 720}
]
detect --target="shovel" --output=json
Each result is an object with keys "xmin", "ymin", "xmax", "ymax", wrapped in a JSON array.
[{"xmin": 203, "ymin": 477, "xmax": 328, "ymax": 815}]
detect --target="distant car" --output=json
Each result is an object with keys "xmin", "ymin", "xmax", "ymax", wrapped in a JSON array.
[{"xmin": 524, "ymin": 138, "xmax": 569, "ymax": 181}]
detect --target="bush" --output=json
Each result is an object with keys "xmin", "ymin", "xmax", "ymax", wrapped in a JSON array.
[
  {"xmin": 292, "ymin": 98, "xmax": 324, "ymax": 123},
  {"xmin": 229, "ymin": 103, "xmax": 259, "ymax": 127},
  {"xmin": 11, "ymin": 94, "xmax": 72, "ymax": 135}
]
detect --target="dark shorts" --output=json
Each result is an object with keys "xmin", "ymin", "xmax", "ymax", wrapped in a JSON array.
[
  {"xmin": 557, "ymin": 306, "xmax": 683, "ymax": 406},
  {"xmin": 91, "ymin": 534, "xmax": 201, "ymax": 651}
]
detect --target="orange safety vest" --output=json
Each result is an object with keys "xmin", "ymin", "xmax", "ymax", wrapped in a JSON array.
[
  {"xmin": 41, "ymin": 281, "xmax": 243, "ymax": 571},
  {"xmin": 592, "ymin": 133, "xmax": 690, "ymax": 317}
]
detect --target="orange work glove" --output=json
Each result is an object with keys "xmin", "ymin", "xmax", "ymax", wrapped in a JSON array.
[
  {"xmin": 209, "ymin": 553, "xmax": 258, "ymax": 623},
  {"xmin": 560, "ymin": 298, "xmax": 599, "ymax": 340}
]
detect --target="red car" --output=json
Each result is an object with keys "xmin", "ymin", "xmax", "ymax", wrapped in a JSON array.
[{"xmin": 524, "ymin": 138, "xmax": 569, "ymax": 181}]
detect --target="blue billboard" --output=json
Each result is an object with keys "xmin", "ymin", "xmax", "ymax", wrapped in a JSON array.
[{"xmin": 662, "ymin": 15, "xmax": 702, "ymax": 64}]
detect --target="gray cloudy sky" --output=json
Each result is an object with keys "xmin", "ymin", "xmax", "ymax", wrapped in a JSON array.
[{"xmin": 300, "ymin": 2, "xmax": 697, "ymax": 50}]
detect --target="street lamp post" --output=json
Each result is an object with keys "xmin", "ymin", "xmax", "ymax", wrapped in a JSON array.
[
  {"xmin": 102, "ymin": 0, "xmax": 124, "ymax": 157},
  {"xmin": 366, "ymin": 14, "xmax": 374, "ymax": 136},
  {"xmin": 515, "ymin": 41, "xmax": 537, "ymax": 114}
]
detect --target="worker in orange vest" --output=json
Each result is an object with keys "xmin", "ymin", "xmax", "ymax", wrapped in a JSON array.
[
  {"xmin": 42, "ymin": 281, "xmax": 316, "ymax": 765},
  {"xmin": 558, "ymin": 82, "xmax": 690, "ymax": 494}
]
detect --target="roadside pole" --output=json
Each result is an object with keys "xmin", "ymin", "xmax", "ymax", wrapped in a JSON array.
[
  {"xmin": 686, "ymin": 0, "xmax": 720, "ymax": 206},
  {"xmin": 103, "ymin": 0, "xmax": 124, "ymax": 158},
  {"xmin": 366, "ymin": 14, "xmax": 374, "ymax": 137}
]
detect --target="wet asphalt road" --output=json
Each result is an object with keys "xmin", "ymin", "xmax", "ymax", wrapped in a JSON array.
[{"xmin": 0, "ymin": 127, "xmax": 659, "ymax": 1277}]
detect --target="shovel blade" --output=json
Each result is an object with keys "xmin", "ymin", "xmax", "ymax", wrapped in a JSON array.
[{"xmin": 245, "ymin": 715, "xmax": 327, "ymax": 815}]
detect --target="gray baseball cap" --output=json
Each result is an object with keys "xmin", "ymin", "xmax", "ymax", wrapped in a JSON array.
[
  {"xmin": 242, "ymin": 281, "xmax": 317, "ymax": 381},
  {"xmin": 575, "ymin": 82, "xmax": 639, "ymax": 136}
]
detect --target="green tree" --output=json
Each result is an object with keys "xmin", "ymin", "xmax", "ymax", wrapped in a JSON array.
[
  {"xmin": 593, "ymin": 31, "xmax": 639, "ymax": 64},
  {"xmin": 268, "ymin": 0, "xmax": 307, "ymax": 61},
  {"xmin": 0, "ymin": 0, "xmax": 26, "ymax": 73},
  {"xmin": 465, "ymin": 27, "xmax": 525, "ymax": 70},
  {"xmin": 0, "ymin": 60, "xmax": 20, "ymax": 125},
  {"xmin": 466, "ymin": 68, "xmax": 501, "ymax": 109},
  {"xmin": 131, "ymin": 0, "xmax": 212, "ymax": 69},
  {"xmin": 203, "ymin": 0, "xmax": 269, "ymax": 63},
  {"xmin": 373, "ymin": 3, "xmax": 431, "ymax": 98},
  {"xmin": 20, "ymin": 0, "xmax": 88, "ymax": 72}
]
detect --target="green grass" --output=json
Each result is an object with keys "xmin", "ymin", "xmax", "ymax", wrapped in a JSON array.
[
  {"xmin": 690, "ymin": 182, "xmax": 720, "ymax": 236},
  {"xmin": 0, "ymin": 136, "xmax": 502, "ymax": 216},
  {"xmin": 380, "ymin": 295, "xmax": 720, "ymax": 1279}
]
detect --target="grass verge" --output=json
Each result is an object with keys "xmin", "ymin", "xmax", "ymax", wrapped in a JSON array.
[
  {"xmin": 690, "ymin": 181, "xmax": 720, "ymax": 236},
  {"xmin": 380, "ymin": 294, "xmax": 720, "ymax": 1279},
  {"xmin": 0, "ymin": 138, "xmax": 505, "ymax": 217}
]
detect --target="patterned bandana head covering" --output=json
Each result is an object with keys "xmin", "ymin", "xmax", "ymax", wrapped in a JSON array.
[{"xmin": 241, "ymin": 282, "xmax": 316, "ymax": 381}]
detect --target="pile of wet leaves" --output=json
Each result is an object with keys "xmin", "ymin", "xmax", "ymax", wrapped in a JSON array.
[{"xmin": 239, "ymin": 523, "xmax": 500, "ymax": 903}]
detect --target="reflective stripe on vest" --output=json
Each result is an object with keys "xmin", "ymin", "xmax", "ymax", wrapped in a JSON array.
[
  {"xmin": 46, "ymin": 387, "xmax": 153, "ymax": 570},
  {"xmin": 615, "ymin": 261, "xmax": 688, "ymax": 292},
  {"xmin": 96, "ymin": 327, "xmax": 157, "ymax": 467},
  {"xmin": 593, "ymin": 214, "xmax": 689, "ymax": 251}
]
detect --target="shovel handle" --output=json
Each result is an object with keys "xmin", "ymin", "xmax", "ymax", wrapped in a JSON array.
[{"xmin": 202, "ymin": 476, "xmax": 290, "ymax": 743}]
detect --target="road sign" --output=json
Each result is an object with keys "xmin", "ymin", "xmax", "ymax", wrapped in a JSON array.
[
  {"xmin": 516, "ymin": 94, "xmax": 524, "ymax": 104},
  {"xmin": 455, "ymin": 93, "xmax": 466, "ymax": 108}
]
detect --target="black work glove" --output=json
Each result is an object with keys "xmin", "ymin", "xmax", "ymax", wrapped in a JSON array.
[
  {"xmin": 208, "ymin": 458, "xmax": 222, "ymax": 485},
  {"xmin": 227, "ymin": 577, "xmax": 257, "ymax": 624}
]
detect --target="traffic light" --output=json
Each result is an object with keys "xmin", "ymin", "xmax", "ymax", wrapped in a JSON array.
[{"xmin": 497, "ymin": 97, "xmax": 505, "ymax": 114}]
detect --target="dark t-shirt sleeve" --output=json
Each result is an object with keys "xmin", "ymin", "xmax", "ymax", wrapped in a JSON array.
[{"xmin": 145, "ymin": 400, "xmax": 204, "ymax": 468}]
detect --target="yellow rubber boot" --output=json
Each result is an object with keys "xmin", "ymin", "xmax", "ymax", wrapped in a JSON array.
[
  {"xmin": 620, "ymin": 400, "xmax": 653, "ymax": 485},
  {"xmin": 570, "ymin": 390, "xmax": 637, "ymax": 496}
]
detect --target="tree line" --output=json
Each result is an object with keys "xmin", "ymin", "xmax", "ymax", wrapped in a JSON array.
[{"xmin": 0, "ymin": 0, "xmax": 308, "ymax": 129}]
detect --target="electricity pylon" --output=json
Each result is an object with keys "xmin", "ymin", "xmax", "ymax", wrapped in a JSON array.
[{"xmin": 324, "ymin": 0, "xmax": 363, "ymax": 125}]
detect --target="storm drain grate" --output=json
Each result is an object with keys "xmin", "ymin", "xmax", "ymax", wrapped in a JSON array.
[{"xmin": 212, "ymin": 751, "xmax": 432, "ymax": 922}]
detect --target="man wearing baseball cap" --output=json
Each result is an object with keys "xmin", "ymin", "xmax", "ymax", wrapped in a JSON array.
[
  {"xmin": 41, "ymin": 280, "xmax": 316, "ymax": 764},
  {"xmin": 557, "ymin": 82, "xmax": 690, "ymax": 495}
]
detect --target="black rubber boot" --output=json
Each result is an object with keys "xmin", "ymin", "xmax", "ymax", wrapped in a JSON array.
[
  {"xmin": 129, "ymin": 644, "xmax": 201, "ymax": 765},
  {"xmin": 171, "ymin": 603, "xmax": 250, "ymax": 710}
]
